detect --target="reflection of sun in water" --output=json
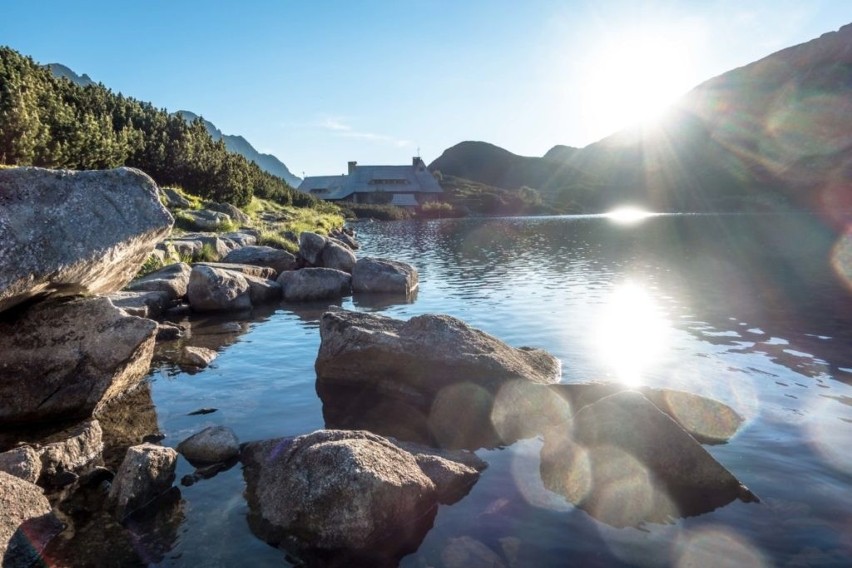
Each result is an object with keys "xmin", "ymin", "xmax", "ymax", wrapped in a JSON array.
[
  {"xmin": 606, "ymin": 207, "xmax": 655, "ymax": 224},
  {"xmin": 595, "ymin": 282, "xmax": 671, "ymax": 386}
]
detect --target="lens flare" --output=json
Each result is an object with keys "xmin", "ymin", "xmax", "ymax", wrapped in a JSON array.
[{"xmin": 674, "ymin": 526, "xmax": 768, "ymax": 568}]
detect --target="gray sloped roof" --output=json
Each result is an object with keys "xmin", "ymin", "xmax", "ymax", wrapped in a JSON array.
[{"xmin": 298, "ymin": 175, "xmax": 352, "ymax": 200}]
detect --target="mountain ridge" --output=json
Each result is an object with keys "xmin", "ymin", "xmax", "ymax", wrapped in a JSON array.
[
  {"xmin": 47, "ymin": 63, "xmax": 301, "ymax": 187},
  {"xmin": 430, "ymin": 22, "xmax": 852, "ymax": 218}
]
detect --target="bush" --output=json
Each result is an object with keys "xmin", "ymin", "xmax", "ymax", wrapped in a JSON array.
[{"xmin": 338, "ymin": 203, "xmax": 413, "ymax": 221}]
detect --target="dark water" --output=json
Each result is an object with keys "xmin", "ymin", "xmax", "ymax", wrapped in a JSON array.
[{"xmin": 112, "ymin": 214, "xmax": 852, "ymax": 566}]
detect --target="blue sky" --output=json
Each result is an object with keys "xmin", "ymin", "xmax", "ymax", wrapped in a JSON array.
[{"xmin": 2, "ymin": 1, "xmax": 850, "ymax": 178}]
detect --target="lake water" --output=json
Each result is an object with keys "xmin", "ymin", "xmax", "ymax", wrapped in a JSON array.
[{"xmin": 57, "ymin": 214, "xmax": 852, "ymax": 566}]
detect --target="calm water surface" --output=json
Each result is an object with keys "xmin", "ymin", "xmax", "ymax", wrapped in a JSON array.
[{"xmin": 140, "ymin": 214, "xmax": 851, "ymax": 566}]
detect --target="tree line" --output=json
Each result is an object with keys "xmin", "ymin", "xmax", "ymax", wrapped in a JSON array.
[{"xmin": 0, "ymin": 46, "xmax": 315, "ymax": 208}]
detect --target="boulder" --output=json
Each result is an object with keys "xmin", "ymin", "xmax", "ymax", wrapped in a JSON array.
[
  {"xmin": 0, "ymin": 446, "xmax": 41, "ymax": 484},
  {"xmin": 179, "ymin": 346, "xmax": 218, "ymax": 368},
  {"xmin": 242, "ymin": 430, "xmax": 438, "ymax": 565},
  {"xmin": 207, "ymin": 202, "xmax": 250, "ymax": 225},
  {"xmin": 38, "ymin": 419, "xmax": 103, "ymax": 485},
  {"xmin": 221, "ymin": 231, "xmax": 258, "ymax": 247},
  {"xmin": 315, "ymin": 308, "xmax": 561, "ymax": 402},
  {"xmin": 126, "ymin": 262, "xmax": 191, "ymax": 301},
  {"xmin": 194, "ymin": 262, "xmax": 276, "ymax": 280},
  {"xmin": 0, "ymin": 472, "xmax": 63, "ymax": 567},
  {"xmin": 352, "ymin": 257, "xmax": 418, "ymax": 294},
  {"xmin": 187, "ymin": 264, "xmax": 251, "ymax": 312},
  {"xmin": 390, "ymin": 439, "xmax": 487, "ymax": 504},
  {"xmin": 108, "ymin": 443, "xmax": 177, "ymax": 519},
  {"xmin": 222, "ymin": 246, "xmax": 298, "ymax": 276},
  {"xmin": 0, "ymin": 167, "xmax": 173, "ymax": 314},
  {"xmin": 321, "ymin": 241, "xmax": 357, "ymax": 273},
  {"xmin": 165, "ymin": 237, "xmax": 202, "ymax": 259},
  {"xmin": 278, "ymin": 268, "xmax": 351, "ymax": 302},
  {"xmin": 299, "ymin": 232, "xmax": 327, "ymax": 265},
  {"xmin": 242, "ymin": 273, "xmax": 282, "ymax": 304},
  {"xmin": 329, "ymin": 229, "xmax": 359, "ymax": 250},
  {"xmin": 179, "ymin": 209, "xmax": 230, "ymax": 231},
  {"xmin": 108, "ymin": 290, "xmax": 172, "ymax": 318},
  {"xmin": 161, "ymin": 187, "xmax": 191, "ymax": 209},
  {"xmin": 550, "ymin": 383, "xmax": 744, "ymax": 444},
  {"xmin": 0, "ymin": 297, "xmax": 157, "ymax": 425},
  {"xmin": 540, "ymin": 391, "xmax": 757, "ymax": 527},
  {"xmin": 176, "ymin": 426, "xmax": 239, "ymax": 464}
]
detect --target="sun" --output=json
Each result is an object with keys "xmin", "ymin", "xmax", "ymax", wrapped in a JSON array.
[{"xmin": 579, "ymin": 27, "xmax": 697, "ymax": 137}]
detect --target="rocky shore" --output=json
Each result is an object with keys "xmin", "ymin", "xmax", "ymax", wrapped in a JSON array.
[{"xmin": 0, "ymin": 167, "xmax": 758, "ymax": 566}]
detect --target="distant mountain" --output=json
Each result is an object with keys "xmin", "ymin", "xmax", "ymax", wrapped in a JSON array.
[
  {"xmin": 176, "ymin": 111, "xmax": 301, "ymax": 187},
  {"xmin": 47, "ymin": 63, "xmax": 95, "ymax": 87},
  {"xmin": 429, "ymin": 141, "xmax": 599, "ymax": 210},
  {"xmin": 432, "ymin": 23, "xmax": 852, "ymax": 217},
  {"xmin": 45, "ymin": 63, "xmax": 302, "ymax": 188}
]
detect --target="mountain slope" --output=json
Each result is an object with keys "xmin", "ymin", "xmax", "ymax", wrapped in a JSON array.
[
  {"xmin": 432, "ymin": 22, "xmax": 852, "ymax": 216},
  {"xmin": 46, "ymin": 63, "xmax": 301, "ymax": 188},
  {"xmin": 176, "ymin": 111, "xmax": 301, "ymax": 187}
]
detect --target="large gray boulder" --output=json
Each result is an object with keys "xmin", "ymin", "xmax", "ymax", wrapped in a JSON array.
[
  {"xmin": 241, "ymin": 430, "xmax": 441, "ymax": 565},
  {"xmin": 352, "ymin": 257, "xmax": 418, "ymax": 294},
  {"xmin": 107, "ymin": 290, "xmax": 172, "ymax": 319},
  {"xmin": 278, "ymin": 268, "xmax": 351, "ymax": 302},
  {"xmin": 187, "ymin": 264, "xmax": 251, "ymax": 312},
  {"xmin": 222, "ymin": 246, "xmax": 298, "ymax": 275},
  {"xmin": 179, "ymin": 209, "xmax": 230, "ymax": 231},
  {"xmin": 315, "ymin": 308, "xmax": 561, "ymax": 402},
  {"xmin": 108, "ymin": 443, "xmax": 177, "ymax": 519},
  {"xmin": 0, "ymin": 297, "xmax": 157, "ymax": 425},
  {"xmin": 126, "ymin": 262, "xmax": 191, "ymax": 301},
  {"xmin": 540, "ymin": 391, "xmax": 757, "ymax": 527},
  {"xmin": 194, "ymin": 262, "xmax": 276, "ymax": 280},
  {"xmin": 176, "ymin": 426, "xmax": 239, "ymax": 464},
  {"xmin": 0, "ymin": 167, "xmax": 173, "ymax": 314},
  {"xmin": 0, "ymin": 472, "xmax": 63, "ymax": 567},
  {"xmin": 298, "ymin": 232, "xmax": 327, "ymax": 265},
  {"xmin": 242, "ymin": 273, "xmax": 283, "ymax": 304},
  {"xmin": 207, "ymin": 202, "xmax": 250, "ymax": 225},
  {"xmin": 321, "ymin": 241, "xmax": 357, "ymax": 273}
]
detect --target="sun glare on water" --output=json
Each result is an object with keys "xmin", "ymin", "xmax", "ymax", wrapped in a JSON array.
[
  {"xmin": 594, "ymin": 282, "xmax": 672, "ymax": 386},
  {"xmin": 605, "ymin": 207, "xmax": 655, "ymax": 224}
]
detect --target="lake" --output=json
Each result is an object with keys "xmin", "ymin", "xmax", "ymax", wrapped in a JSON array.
[{"xmin": 53, "ymin": 213, "xmax": 852, "ymax": 566}]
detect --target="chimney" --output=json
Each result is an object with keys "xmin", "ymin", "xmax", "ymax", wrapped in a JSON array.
[
  {"xmin": 348, "ymin": 161, "xmax": 357, "ymax": 174},
  {"xmin": 412, "ymin": 156, "xmax": 424, "ymax": 169}
]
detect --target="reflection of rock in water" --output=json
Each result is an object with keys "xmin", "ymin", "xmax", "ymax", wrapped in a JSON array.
[
  {"xmin": 540, "ymin": 391, "xmax": 757, "ymax": 528},
  {"xmin": 95, "ymin": 382, "xmax": 161, "ymax": 470},
  {"xmin": 351, "ymin": 289, "xmax": 418, "ymax": 311},
  {"xmin": 318, "ymin": 381, "xmax": 503, "ymax": 450},
  {"xmin": 45, "ymin": 485, "xmax": 185, "ymax": 567}
]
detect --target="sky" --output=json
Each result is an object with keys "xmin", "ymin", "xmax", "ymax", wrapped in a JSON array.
[{"xmin": 1, "ymin": 1, "xmax": 850, "ymax": 178}]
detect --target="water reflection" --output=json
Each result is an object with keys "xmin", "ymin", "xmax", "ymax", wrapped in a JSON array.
[{"xmin": 594, "ymin": 281, "xmax": 672, "ymax": 386}]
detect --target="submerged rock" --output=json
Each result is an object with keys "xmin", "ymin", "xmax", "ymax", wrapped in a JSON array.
[
  {"xmin": 0, "ymin": 472, "xmax": 63, "ymax": 567},
  {"xmin": 242, "ymin": 430, "xmax": 446, "ymax": 566},
  {"xmin": 176, "ymin": 426, "xmax": 239, "ymax": 464},
  {"xmin": 540, "ymin": 391, "xmax": 757, "ymax": 527},
  {"xmin": 351, "ymin": 257, "xmax": 418, "ymax": 294},
  {"xmin": 108, "ymin": 443, "xmax": 177, "ymax": 519},
  {"xmin": 0, "ymin": 297, "xmax": 157, "ymax": 425},
  {"xmin": 0, "ymin": 167, "xmax": 173, "ymax": 314},
  {"xmin": 178, "ymin": 346, "xmax": 218, "ymax": 368},
  {"xmin": 278, "ymin": 268, "xmax": 351, "ymax": 301},
  {"xmin": 38, "ymin": 418, "xmax": 104, "ymax": 486},
  {"xmin": 315, "ymin": 308, "xmax": 561, "ymax": 404}
]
